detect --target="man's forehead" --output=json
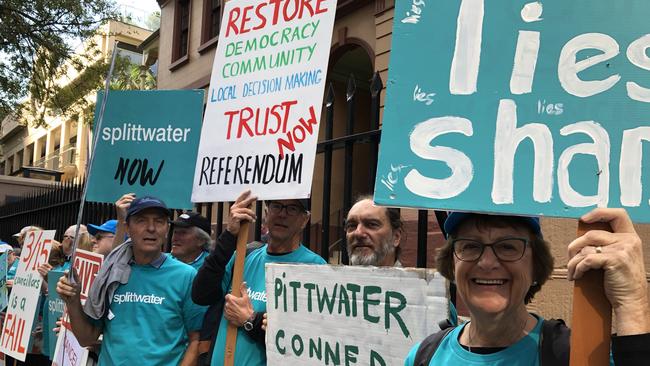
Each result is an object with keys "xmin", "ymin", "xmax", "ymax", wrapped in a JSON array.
[
  {"xmin": 348, "ymin": 199, "xmax": 388, "ymax": 220},
  {"xmin": 131, "ymin": 208, "xmax": 169, "ymax": 219},
  {"xmin": 269, "ymin": 199, "xmax": 302, "ymax": 206}
]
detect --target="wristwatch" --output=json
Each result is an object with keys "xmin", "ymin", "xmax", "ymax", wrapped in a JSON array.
[{"xmin": 243, "ymin": 312, "xmax": 256, "ymax": 331}]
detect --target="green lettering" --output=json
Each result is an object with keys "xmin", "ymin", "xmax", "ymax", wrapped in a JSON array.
[
  {"xmin": 344, "ymin": 345, "xmax": 358, "ymax": 366},
  {"xmin": 370, "ymin": 350, "xmax": 385, "ymax": 366},
  {"xmin": 317, "ymin": 284, "xmax": 338, "ymax": 314},
  {"xmin": 363, "ymin": 286, "xmax": 381, "ymax": 324},
  {"xmin": 338, "ymin": 283, "xmax": 350, "ymax": 316},
  {"xmin": 274, "ymin": 277, "xmax": 283, "ymax": 310},
  {"xmin": 304, "ymin": 282, "xmax": 316, "ymax": 312},
  {"xmin": 275, "ymin": 329, "xmax": 286, "ymax": 355},
  {"xmin": 291, "ymin": 334, "xmax": 304, "ymax": 356},
  {"xmin": 346, "ymin": 283, "xmax": 361, "ymax": 317},
  {"xmin": 309, "ymin": 337, "xmax": 322, "ymax": 359},
  {"xmin": 385, "ymin": 291, "xmax": 410, "ymax": 338},
  {"xmin": 325, "ymin": 340, "xmax": 340, "ymax": 365},
  {"xmin": 289, "ymin": 281, "xmax": 301, "ymax": 312}
]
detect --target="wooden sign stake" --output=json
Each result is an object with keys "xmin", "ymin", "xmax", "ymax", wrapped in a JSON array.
[
  {"xmin": 223, "ymin": 199, "xmax": 254, "ymax": 366},
  {"xmin": 569, "ymin": 221, "xmax": 612, "ymax": 366}
]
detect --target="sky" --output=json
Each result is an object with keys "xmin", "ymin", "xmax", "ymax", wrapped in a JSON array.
[{"xmin": 114, "ymin": 0, "xmax": 161, "ymax": 29}]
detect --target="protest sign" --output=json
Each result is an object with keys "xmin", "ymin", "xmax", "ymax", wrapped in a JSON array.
[
  {"xmin": 0, "ymin": 253, "xmax": 8, "ymax": 312},
  {"xmin": 0, "ymin": 230, "xmax": 54, "ymax": 361},
  {"xmin": 51, "ymin": 328, "xmax": 88, "ymax": 366},
  {"xmin": 265, "ymin": 264, "xmax": 447, "ymax": 365},
  {"xmin": 46, "ymin": 270, "xmax": 65, "ymax": 359},
  {"xmin": 375, "ymin": 0, "xmax": 650, "ymax": 223},
  {"xmin": 192, "ymin": 0, "xmax": 338, "ymax": 202},
  {"xmin": 87, "ymin": 90, "xmax": 204, "ymax": 208},
  {"xmin": 53, "ymin": 249, "xmax": 103, "ymax": 364}
]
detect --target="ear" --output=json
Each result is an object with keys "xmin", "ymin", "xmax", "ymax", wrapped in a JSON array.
[
  {"xmin": 392, "ymin": 228, "xmax": 402, "ymax": 248},
  {"xmin": 301, "ymin": 211, "xmax": 311, "ymax": 230}
]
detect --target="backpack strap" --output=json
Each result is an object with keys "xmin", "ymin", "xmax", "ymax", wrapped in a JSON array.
[
  {"xmin": 413, "ymin": 326, "xmax": 455, "ymax": 366},
  {"xmin": 539, "ymin": 319, "xmax": 571, "ymax": 366}
]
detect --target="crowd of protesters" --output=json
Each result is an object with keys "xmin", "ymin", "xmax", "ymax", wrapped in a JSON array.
[{"xmin": 0, "ymin": 191, "xmax": 648, "ymax": 366}]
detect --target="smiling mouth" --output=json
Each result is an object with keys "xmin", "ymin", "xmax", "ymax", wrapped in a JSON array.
[{"xmin": 472, "ymin": 279, "xmax": 507, "ymax": 285}]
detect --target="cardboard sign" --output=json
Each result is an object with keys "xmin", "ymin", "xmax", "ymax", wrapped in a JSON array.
[
  {"xmin": 52, "ymin": 249, "xmax": 102, "ymax": 365},
  {"xmin": 375, "ymin": 0, "xmax": 650, "ymax": 222},
  {"xmin": 192, "ymin": 0, "xmax": 338, "ymax": 202},
  {"xmin": 87, "ymin": 90, "xmax": 204, "ymax": 208},
  {"xmin": 46, "ymin": 270, "xmax": 65, "ymax": 359},
  {"xmin": 0, "ymin": 253, "xmax": 8, "ymax": 312},
  {"xmin": 0, "ymin": 230, "xmax": 54, "ymax": 361},
  {"xmin": 51, "ymin": 328, "xmax": 88, "ymax": 366},
  {"xmin": 265, "ymin": 264, "xmax": 448, "ymax": 365}
]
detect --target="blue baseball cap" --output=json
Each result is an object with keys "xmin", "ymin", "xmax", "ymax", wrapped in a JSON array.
[
  {"xmin": 443, "ymin": 212, "xmax": 542, "ymax": 238},
  {"xmin": 126, "ymin": 196, "xmax": 169, "ymax": 220},
  {"xmin": 88, "ymin": 220, "xmax": 118, "ymax": 236}
]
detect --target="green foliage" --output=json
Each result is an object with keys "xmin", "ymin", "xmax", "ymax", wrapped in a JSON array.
[{"xmin": 0, "ymin": 0, "xmax": 116, "ymax": 122}]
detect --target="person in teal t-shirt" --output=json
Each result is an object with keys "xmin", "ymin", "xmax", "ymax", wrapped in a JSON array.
[
  {"xmin": 192, "ymin": 191, "xmax": 326, "ymax": 366},
  {"xmin": 57, "ymin": 196, "xmax": 207, "ymax": 366},
  {"xmin": 405, "ymin": 209, "xmax": 650, "ymax": 366},
  {"xmin": 166, "ymin": 211, "xmax": 212, "ymax": 270}
]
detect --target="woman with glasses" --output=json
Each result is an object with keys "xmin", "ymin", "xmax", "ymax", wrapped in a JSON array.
[{"xmin": 405, "ymin": 208, "xmax": 649, "ymax": 366}]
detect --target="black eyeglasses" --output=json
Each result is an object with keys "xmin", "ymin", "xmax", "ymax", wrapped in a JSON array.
[
  {"xmin": 452, "ymin": 237, "xmax": 528, "ymax": 262},
  {"xmin": 63, "ymin": 235, "xmax": 74, "ymax": 240},
  {"xmin": 267, "ymin": 202, "xmax": 304, "ymax": 216}
]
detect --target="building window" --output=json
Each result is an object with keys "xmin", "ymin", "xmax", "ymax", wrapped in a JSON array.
[
  {"xmin": 199, "ymin": 0, "xmax": 221, "ymax": 53},
  {"xmin": 172, "ymin": 0, "xmax": 191, "ymax": 65}
]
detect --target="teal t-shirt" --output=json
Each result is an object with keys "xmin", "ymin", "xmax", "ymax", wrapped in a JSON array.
[
  {"xmin": 7, "ymin": 259, "xmax": 18, "ymax": 280},
  {"xmin": 165, "ymin": 250, "xmax": 208, "ymax": 270},
  {"xmin": 404, "ymin": 316, "xmax": 544, "ymax": 366},
  {"xmin": 98, "ymin": 257, "xmax": 207, "ymax": 366},
  {"xmin": 211, "ymin": 244, "xmax": 326, "ymax": 366}
]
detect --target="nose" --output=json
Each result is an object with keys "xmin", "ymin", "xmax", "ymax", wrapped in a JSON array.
[{"xmin": 476, "ymin": 245, "xmax": 501, "ymax": 269}]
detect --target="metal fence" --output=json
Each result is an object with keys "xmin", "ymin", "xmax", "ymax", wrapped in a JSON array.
[{"xmin": 0, "ymin": 73, "xmax": 446, "ymax": 267}]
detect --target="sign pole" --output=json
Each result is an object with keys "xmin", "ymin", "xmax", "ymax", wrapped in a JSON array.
[
  {"xmin": 569, "ymin": 222, "xmax": 612, "ymax": 366},
  {"xmin": 224, "ymin": 200, "xmax": 254, "ymax": 366}
]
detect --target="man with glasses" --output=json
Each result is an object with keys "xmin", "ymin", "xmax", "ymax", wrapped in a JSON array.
[
  {"xmin": 88, "ymin": 220, "xmax": 118, "ymax": 256},
  {"xmin": 192, "ymin": 190, "xmax": 325, "ymax": 366}
]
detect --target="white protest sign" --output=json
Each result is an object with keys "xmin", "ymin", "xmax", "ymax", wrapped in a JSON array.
[
  {"xmin": 0, "ymin": 230, "xmax": 54, "ymax": 361},
  {"xmin": 266, "ymin": 264, "xmax": 448, "ymax": 365},
  {"xmin": 51, "ymin": 328, "xmax": 89, "ymax": 366},
  {"xmin": 53, "ymin": 249, "xmax": 103, "ymax": 364},
  {"xmin": 192, "ymin": 0, "xmax": 338, "ymax": 202}
]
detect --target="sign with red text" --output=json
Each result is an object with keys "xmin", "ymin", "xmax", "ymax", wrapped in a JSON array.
[
  {"xmin": 266, "ymin": 264, "xmax": 448, "ymax": 365},
  {"xmin": 0, "ymin": 230, "xmax": 54, "ymax": 361},
  {"xmin": 52, "ymin": 250, "xmax": 102, "ymax": 366},
  {"xmin": 72, "ymin": 249, "xmax": 103, "ymax": 301},
  {"xmin": 192, "ymin": 0, "xmax": 338, "ymax": 202},
  {"xmin": 51, "ymin": 328, "xmax": 88, "ymax": 366}
]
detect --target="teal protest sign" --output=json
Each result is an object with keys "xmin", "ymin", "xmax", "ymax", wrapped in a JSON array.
[
  {"xmin": 87, "ymin": 90, "xmax": 204, "ymax": 208},
  {"xmin": 46, "ymin": 270, "xmax": 64, "ymax": 359},
  {"xmin": 375, "ymin": 1, "xmax": 650, "ymax": 222}
]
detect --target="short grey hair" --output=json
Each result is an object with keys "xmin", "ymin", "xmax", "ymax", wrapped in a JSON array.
[{"xmin": 193, "ymin": 226, "xmax": 213, "ymax": 250}]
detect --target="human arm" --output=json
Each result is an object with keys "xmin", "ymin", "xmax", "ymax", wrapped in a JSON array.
[
  {"xmin": 567, "ymin": 208, "xmax": 650, "ymax": 336},
  {"xmin": 113, "ymin": 193, "xmax": 135, "ymax": 250},
  {"xmin": 191, "ymin": 190, "xmax": 257, "ymax": 305},
  {"xmin": 55, "ymin": 270, "xmax": 102, "ymax": 346},
  {"xmin": 179, "ymin": 331, "xmax": 200, "ymax": 366}
]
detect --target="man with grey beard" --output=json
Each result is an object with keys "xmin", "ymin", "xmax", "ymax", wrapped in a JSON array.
[{"xmin": 344, "ymin": 196, "xmax": 403, "ymax": 266}]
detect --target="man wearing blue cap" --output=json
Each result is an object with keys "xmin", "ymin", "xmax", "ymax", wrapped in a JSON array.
[
  {"xmin": 57, "ymin": 195, "xmax": 207, "ymax": 366},
  {"xmin": 88, "ymin": 220, "xmax": 117, "ymax": 256}
]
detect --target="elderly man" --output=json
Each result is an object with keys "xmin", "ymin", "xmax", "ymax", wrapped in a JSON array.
[
  {"xmin": 345, "ymin": 195, "xmax": 403, "ymax": 266},
  {"xmin": 192, "ymin": 190, "xmax": 325, "ymax": 366},
  {"xmin": 88, "ymin": 220, "xmax": 117, "ymax": 256},
  {"xmin": 168, "ymin": 212, "xmax": 212, "ymax": 270},
  {"xmin": 56, "ymin": 196, "xmax": 207, "ymax": 366}
]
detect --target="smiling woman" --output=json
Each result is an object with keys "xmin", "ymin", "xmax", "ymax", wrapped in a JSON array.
[{"xmin": 405, "ymin": 208, "xmax": 650, "ymax": 366}]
